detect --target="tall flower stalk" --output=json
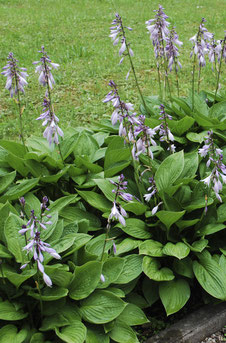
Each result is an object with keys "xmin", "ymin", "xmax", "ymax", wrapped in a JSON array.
[
  {"xmin": 190, "ymin": 18, "xmax": 212, "ymax": 109},
  {"xmin": 110, "ymin": 13, "xmax": 148, "ymax": 113},
  {"xmin": 33, "ymin": 46, "xmax": 64, "ymax": 162},
  {"xmin": 1, "ymin": 53, "xmax": 28, "ymax": 146},
  {"xmin": 165, "ymin": 27, "xmax": 183, "ymax": 96},
  {"xmin": 146, "ymin": 5, "xmax": 171, "ymax": 99},
  {"xmin": 214, "ymin": 33, "xmax": 226, "ymax": 103}
]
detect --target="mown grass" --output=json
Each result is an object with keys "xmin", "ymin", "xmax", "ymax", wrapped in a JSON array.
[{"xmin": 0, "ymin": 0, "xmax": 225, "ymax": 140}]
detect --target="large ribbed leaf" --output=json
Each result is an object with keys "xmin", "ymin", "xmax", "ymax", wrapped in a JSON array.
[{"xmin": 55, "ymin": 322, "xmax": 87, "ymax": 343}]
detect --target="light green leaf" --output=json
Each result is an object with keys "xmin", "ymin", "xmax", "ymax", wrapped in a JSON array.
[
  {"xmin": 0, "ymin": 325, "xmax": 27, "ymax": 343},
  {"xmin": 156, "ymin": 210, "xmax": 185, "ymax": 230},
  {"xmin": 0, "ymin": 171, "xmax": 16, "ymax": 194},
  {"xmin": 77, "ymin": 190, "xmax": 111, "ymax": 212},
  {"xmin": 117, "ymin": 303, "xmax": 149, "ymax": 325},
  {"xmin": 0, "ymin": 243, "xmax": 12, "ymax": 258},
  {"xmin": 139, "ymin": 240, "xmax": 164, "ymax": 257},
  {"xmin": 0, "ymin": 178, "xmax": 39, "ymax": 202},
  {"xmin": 80, "ymin": 290, "xmax": 126, "ymax": 324},
  {"xmin": 5, "ymin": 269, "xmax": 36, "ymax": 288},
  {"xmin": 69, "ymin": 261, "xmax": 102, "ymax": 300},
  {"xmin": 159, "ymin": 279, "xmax": 190, "ymax": 315},
  {"xmin": 0, "ymin": 301, "xmax": 27, "ymax": 320},
  {"xmin": 193, "ymin": 250, "xmax": 226, "ymax": 300},
  {"xmin": 55, "ymin": 322, "xmax": 87, "ymax": 343},
  {"xmin": 115, "ymin": 238, "xmax": 140, "ymax": 256},
  {"xmin": 28, "ymin": 286, "xmax": 68, "ymax": 301},
  {"xmin": 4, "ymin": 214, "xmax": 26, "ymax": 263},
  {"xmin": 186, "ymin": 131, "xmax": 208, "ymax": 143},
  {"xmin": 97, "ymin": 257, "xmax": 125, "ymax": 289},
  {"xmin": 86, "ymin": 326, "xmax": 109, "ymax": 343},
  {"xmin": 183, "ymin": 238, "xmax": 208, "ymax": 253},
  {"xmin": 116, "ymin": 218, "xmax": 151, "ymax": 239},
  {"xmin": 155, "ymin": 150, "xmax": 184, "ymax": 192},
  {"xmin": 142, "ymin": 256, "xmax": 174, "ymax": 281},
  {"xmin": 109, "ymin": 320, "xmax": 139, "ymax": 343},
  {"xmin": 162, "ymin": 242, "xmax": 190, "ymax": 259},
  {"xmin": 114, "ymin": 255, "xmax": 143, "ymax": 284},
  {"xmin": 173, "ymin": 257, "xmax": 194, "ymax": 278},
  {"xmin": 40, "ymin": 313, "xmax": 69, "ymax": 331},
  {"xmin": 196, "ymin": 223, "xmax": 226, "ymax": 237}
]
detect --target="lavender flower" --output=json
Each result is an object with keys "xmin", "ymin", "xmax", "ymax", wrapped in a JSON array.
[
  {"xmin": 199, "ymin": 131, "xmax": 226, "ymax": 202},
  {"xmin": 190, "ymin": 18, "xmax": 213, "ymax": 67},
  {"xmin": 144, "ymin": 177, "xmax": 157, "ymax": 202},
  {"xmin": 36, "ymin": 97, "xmax": 64, "ymax": 145},
  {"xmin": 146, "ymin": 5, "xmax": 170, "ymax": 61},
  {"xmin": 209, "ymin": 38, "xmax": 222, "ymax": 66},
  {"xmin": 19, "ymin": 197, "xmax": 60, "ymax": 287},
  {"xmin": 33, "ymin": 46, "xmax": 59, "ymax": 89},
  {"xmin": 110, "ymin": 174, "xmax": 134, "ymax": 202},
  {"xmin": 1, "ymin": 52, "xmax": 28, "ymax": 98},
  {"xmin": 109, "ymin": 13, "xmax": 134, "ymax": 78},
  {"xmin": 165, "ymin": 27, "xmax": 183, "ymax": 72},
  {"xmin": 155, "ymin": 104, "xmax": 175, "ymax": 153}
]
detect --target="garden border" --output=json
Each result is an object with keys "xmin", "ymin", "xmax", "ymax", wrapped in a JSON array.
[{"xmin": 145, "ymin": 302, "xmax": 226, "ymax": 343}]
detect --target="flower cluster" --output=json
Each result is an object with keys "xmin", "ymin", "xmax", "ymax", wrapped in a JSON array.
[
  {"xmin": 1, "ymin": 52, "xmax": 28, "ymax": 98},
  {"xmin": 208, "ymin": 38, "xmax": 222, "ymax": 66},
  {"xmin": 19, "ymin": 196, "xmax": 61, "ymax": 287},
  {"xmin": 33, "ymin": 46, "xmax": 59, "ymax": 89},
  {"xmin": 109, "ymin": 174, "xmax": 133, "ymax": 226},
  {"xmin": 109, "ymin": 13, "xmax": 134, "ymax": 79},
  {"xmin": 143, "ymin": 176, "xmax": 162, "ymax": 215},
  {"xmin": 155, "ymin": 104, "xmax": 175, "ymax": 153},
  {"xmin": 165, "ymin": 27, "xmax": 183, "ymax": 71},
  {"xmin": 146, "ymin": 5, "xmax": 170, "ymax": 61},
  {"xmin": 199, "ymin": 131, "xmax": 226, "ymax": 202},
  {"xmin": 33, "ymin": 46, "xmax": 63, "ymax": 146},
  {"xmin": 36, "ymin": 97, "xmax": 64, "ymax": 145},
  {"xmin": 190, "ymin": 18, "xmax": 213, "ymax": 67}
]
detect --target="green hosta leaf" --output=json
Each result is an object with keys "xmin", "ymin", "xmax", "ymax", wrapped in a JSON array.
[
  {"xmin": 40, "ymin": 313, "xmax": 69, "ymax": 331},
  {"xmin": 168, "ymin": 116, "xmax": 195, "ymax": 136},
  {"xmin": 183, "ymin": 238, "xmax": 208, "ymax": 253},
  {"xmin": 60, "ymin": 133, "xmax": 79, "ymax": 160},
  {"xmin": 0, "ymin": 202, "xmax": 18, "ymax": 242},
  {"xmin": 162, "ymin": 242, "xmax": 190, "ymax": 259},
  {"xmin": 193, "ymin": 250, "xmax": 226, "ymax": 300},
  {"xmin": 24, "ymin": 192, "xmax": 41, "ymax": 217},
  {"xmin": 0, "ymin": 325, "xmax": 28, "ymax": 343},
  {"xmin": 73, "ymin": 131, "xmax": 99, "ymax": 159},
  {"xmin": 139, "ymin": 240, "xmax": 164, "ymax": 257},
  {"xmin": 142, "ymin": 278, "xmax": 159, "ymax": 306},
  {"xmin": 55, "ymin": 322, "xmax": 87, "ymax": 343},
  {"xmin": 196, "ymin": 223, "xmax": 226, "ymax": 237},
  {"xmin": 209, "ymin": 101, "xmax": 226, "ymax": 120},
  {"xmin": 217, "ymin": 203, "xmax": 226, "ymax": 222},
  {"xmin": 80, "ymin": 290, "xmax": 126, "ymax": 324},
  {"xmin": 59, "ymin": 206, "xmax": 101, "ymax": 229},
  {"xmin": 109, "ymin": 320, "xmax": 139, "ymax": 343},
  {"xmin": 69, "ymin": 261, "xmax": 102, "ymax": 300},
  {"xmin": 159, "ymin": 279, "xmax": 191, "ymax": 316},
  {"xmin": 77, "ymin": 190, "xmax": 111, "ymax": 212},
  {"xmin": 60, "ymin": 303, "xmax": 81, "ymax": 322},
  {"xmin": 173, "ymin": 257, "xmax": 194, "ymax": 278},
  {"xmin": 186, "ymin": 131, "xmax": 208, "ymax": 143},
  {"xmin": 143, "ymin": 256, "xmax": 174, "ymax": 281},
  {"xmin": 0, "ymin": 140, "xmax": 27, "ymax": 157},
  {"xmin": 44, "ymin": 266, "xmax": 73, "ymax": 288},
  {"xmin": 40, "ymin": 166, "xmax": 70, "ymax": 183},
  {"xmin": 0, "ymin": 171, "xmax": 16, "ymax": 194},
  {"xmin": 30, "ymin": 333, "xmax": 45, "ymax": 343},
  {"xmin": 117, "ymin": 218, "xmax": 151, "ymax": 239},
  {"xmin": 115, "ymin": 238, "xmax": 140, "ymax": 256},
  {"xmin": 4, "ymin": 214, "xmax": 26, "ymax": 263},
  {"xmin": 104, "ymin": 137, "xmax": 131, "ymax": 177},
  {"xmin": 180, "ymin": 151, "xmax": 199, "ymax": 179},
  {"xmin": 75, "ymin": 156, "xmax": 103, "ymax": 173},
  {"xmin": 93, "ymin": 178, "xmax": 115, "ymax": 201},
  {"xmin": 86, "ymin": 326, "xmax": 109, "ymax": 343},
  {"xmin": 97, "ymin": 257, "xmax": 125, "ymax": 289},
  {"xmin": 123, "ymin": 201, "xmax": 148, "ymax": 215},
  {"xmin": 0, "ymin": 178, "xmax": 39, "ymax": 202},
  {"xmin": 176, "ymin": 219, "xmax": 199, "ymax": 231},
  {"xmin": 5, "ymin": 269, "xmax": 36, "ymax": 288},
  {"xmin": 62, "ymin": 233, "xmax": 92, "ymax": 258},
  {"xmin": 114, "ymin": 254, "xmax": 143, "ymax": 284},
  {"xmin": 117, "ymin": 303, "xmax": 149, "ymax": 325},
  {"xmin": 184, "ymin": 196, "xmax": 214, "ymax": 211},
  {"xmin": 0, "ymin": 243, "xmax": 12, "ymax": 258},
  {"xmin": 0, "ymin": 300, "xmax": 27, "ymax": 320},
  {"xmin": 155, "ymin": 150, "xmax": 184, "ymax": 192},
  {"xmin": 156, "ymin": 211, "xmax": 185, "ymax": 230},
  {"xmin": 28, "ymin": 286, "xmax": 68, "ymax": 301}
]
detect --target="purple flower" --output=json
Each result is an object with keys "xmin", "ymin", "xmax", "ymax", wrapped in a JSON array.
[
  {"xmin": 165, "ymin": 27, "xmax": 183, "ymax": 72},
  {"xmin": 1, "ymin": 52, "xmax": 28, "ymax": 98},
  {"xmin": 146, "ymin": 5, "xmax": 170, "ymax": 61},
  {"xmin": 154, "ymin": 104, "xmax": 175, "ymax": 153},
  {"xmin": 190, "ymin": 18, "xmax": 213, "ymax": 67},
  {"xmin": 33, "ymin": 46, "xmax": 59, "ymax": 89},
  {"xmin": 111, "ymin": 174, "xmax": 134, "ymax": 202},
  {"xmin": 36, "ymin": 97, "xmax": 64, "ymax": 145},
  {"xmin": 109, "ymin": 201, "xmax": 127, "ymax": 226},
  {"xmin": 199, "ymin": 131, "xmax": 226, "ymax": 202},
  {"xmin": 109, "ymin": 13, "xmax": 134, "ymax": 78},
  {"xmin": 144, "ymin": 177, "xmax": 158, "ymax": 202}
]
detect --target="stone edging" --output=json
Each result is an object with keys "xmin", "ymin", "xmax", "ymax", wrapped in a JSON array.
[{"xmin": 145, "ymin": 302, "xmax": 226, "ymax": 343}]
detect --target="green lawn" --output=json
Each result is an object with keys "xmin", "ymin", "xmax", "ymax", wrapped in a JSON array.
[{"xmin": 0, "ymin": 0, "xmax": 225, "ymax": 140}]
